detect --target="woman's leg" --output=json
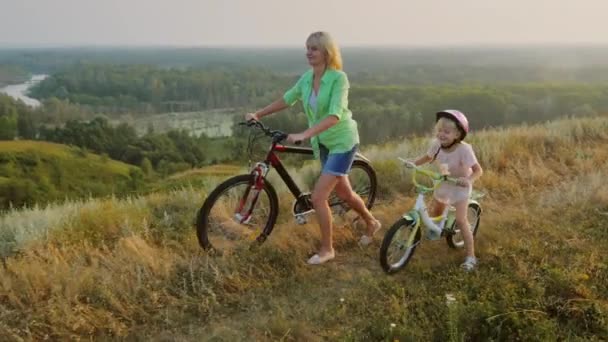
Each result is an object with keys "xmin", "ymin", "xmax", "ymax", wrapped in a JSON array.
[
  {"xmin": 311, "ymin": 173, "xmax": 340, "ymax": 257},
  {"xmin": 334, "ymin": 176, "xmax": 379, "ymax": 236}
]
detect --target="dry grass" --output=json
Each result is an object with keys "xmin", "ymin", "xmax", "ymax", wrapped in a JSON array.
[
  {"xmin": 167, "ymin": 164, "xmax": 245, "ymax": 179},
  {"xmin": 1, "ymin": 116, "xmax": 608, "ymax": 340}
]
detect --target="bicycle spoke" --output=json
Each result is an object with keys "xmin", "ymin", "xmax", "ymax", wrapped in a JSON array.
[
  {"xmin": 382, "ymin": 219, "xmax": 420, "ymax": 272},
  {"xmin": 447, "ymin": 204, "xmax": 480, "ymax": 249},
  {"xmin": 388, "ymin": 239, "xmax": 420, "ymax": 268},
  {"xmin": 203, "ymin": 179, "xmax": 274, "ymax": 252},
  {"xmin": 329, "ymin": 161, "xmax": 376, "ymax": 216}
]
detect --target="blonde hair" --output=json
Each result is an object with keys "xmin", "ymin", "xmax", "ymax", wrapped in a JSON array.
[{"xmin": 306, "ymin": 31, "xmax": 343, "ymax": 70}]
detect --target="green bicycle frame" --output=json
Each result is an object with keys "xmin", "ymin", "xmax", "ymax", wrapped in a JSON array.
[{"xmin": 398, "ymin": 158, "xmax": 476, "ymax": 239}]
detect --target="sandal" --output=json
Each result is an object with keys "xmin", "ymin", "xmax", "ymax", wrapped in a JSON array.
[
  {"xmin": 307, "ymin": 250, "xmax": 335, "ymax": 265},
  {"xmin": 359, "ymin": 219, "xmax": 382, "ymax": 246}
]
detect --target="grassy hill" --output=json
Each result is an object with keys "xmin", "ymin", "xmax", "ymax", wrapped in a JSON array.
[
  {"xmin": 0, "ymin": 116, "xmax": 607, "ymax": 340},
  {"xmin": 0, "ymin": 140, "xmax": 144, "ymax": 209}
]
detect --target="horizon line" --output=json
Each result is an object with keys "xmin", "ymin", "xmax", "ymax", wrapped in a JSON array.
[{"xmin": 2, "ymin": 42, "xmax": 608, "ymax": 50}]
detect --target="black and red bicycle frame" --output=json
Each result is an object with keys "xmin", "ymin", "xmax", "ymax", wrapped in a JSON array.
[
  {"xmin": 234, "ymin": 121, "xmax": 314, "ymax": 223},
  {"xmin": 266, "ymin": 143, "xmax": 314, "ymax": 198}
]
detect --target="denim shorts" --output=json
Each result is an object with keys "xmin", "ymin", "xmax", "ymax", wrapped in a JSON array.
[{"xmin": 319, "ymin": 144, "xmax": 358, "ymax": 176}]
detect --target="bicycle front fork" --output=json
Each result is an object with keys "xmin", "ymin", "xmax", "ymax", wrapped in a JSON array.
[{"xmin": 235, "ymin": 163, "xmax": 269, "ymax": 224}]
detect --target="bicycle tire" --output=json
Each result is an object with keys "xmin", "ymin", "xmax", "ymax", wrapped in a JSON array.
[
  {"xmin": 446, "ymin": 203, "xmax": 481, "ymax": 249},
  {"xmin": 329, "ymin": 159, "xmax": 378, "ymax": 214},
  {"xmin": 196, "ymin": 174, "xmax": 279, "ymax": 252},
  {"xmin": 379, "ymin": 217, "xmax": 421, "ymax": 274}
]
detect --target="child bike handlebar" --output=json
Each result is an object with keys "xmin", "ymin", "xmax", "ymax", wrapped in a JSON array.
[{"xmin": 397, "ymin": 157, "xmax": 458, "ymax": 193}]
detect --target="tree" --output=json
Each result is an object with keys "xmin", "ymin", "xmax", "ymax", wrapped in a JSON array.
[
  {"xmin": 128, "ymin": 168, "xmax": 144, "ymax": 191},
  {"xmin": 17, "ymin": 110, "xmax": 37, "ymax": 139},
  {"xmin": 140, "ymin": 157, "xmax": 153, "ymax": 176},
  {"xmin": 0, "ymin": 95, "xmax": 18, "ymax": 140}
]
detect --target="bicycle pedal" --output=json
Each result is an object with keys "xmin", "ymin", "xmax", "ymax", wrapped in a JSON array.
[
  {"xmin": 235, "ymin": 213, "xmax": 252, "ymax": 225},
  {"xmin": 426, "ymin": 230, "xmax": 442, "ymax": 241},
  {"xmin": 295, "ymin": 215, "xmax": 307, "ymax": 225}
]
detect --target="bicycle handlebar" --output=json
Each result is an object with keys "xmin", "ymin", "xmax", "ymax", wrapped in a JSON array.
[
  {"xmin": 398, "ymin": 157, "xmax": 458, "ymax": 192},
  {"xmin": 239, "ymin": 120, "xmax": 301, "ymax": 145}
]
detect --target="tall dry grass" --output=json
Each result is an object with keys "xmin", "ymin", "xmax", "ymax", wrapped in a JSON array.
[{"xmin": 1, "ymin": 116, "xmax": 607, "ymax": 340}]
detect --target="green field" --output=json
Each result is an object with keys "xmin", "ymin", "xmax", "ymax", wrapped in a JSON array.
[{"xmin": 0, "ymin": 140, "xmax": 142, "ymax": 209}]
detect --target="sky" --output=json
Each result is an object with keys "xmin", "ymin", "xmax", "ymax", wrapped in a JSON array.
[{"xmin": 1, "ymin": 0, "xmax": 607, "ymax": 47}]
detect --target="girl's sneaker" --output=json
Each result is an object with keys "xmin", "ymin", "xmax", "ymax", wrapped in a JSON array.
[{"xmin": 460, "ymin": 256, "xmax": 478, "ymax": 271}]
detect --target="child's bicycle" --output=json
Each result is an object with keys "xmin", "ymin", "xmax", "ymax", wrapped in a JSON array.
[
  {"xmin": 196, "ymin": 120, "xmax": 378, "ymax": 254},
  {"xmin": 379, "ymin": 158, "xmax": 482, "ymax": 274}
]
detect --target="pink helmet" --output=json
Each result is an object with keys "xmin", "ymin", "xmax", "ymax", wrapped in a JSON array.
[{"xmin": 436, "ymin": 109, "xmax": 469, "ymax": 140}]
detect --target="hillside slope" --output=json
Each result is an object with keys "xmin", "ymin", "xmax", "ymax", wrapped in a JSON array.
[
  {"xmin": 0, "ymin": 140, "xmax": 143, "ymax": 209},
  {"xmin": 0, "ymin": 116, "xmax": 607, "ymax": 341}
]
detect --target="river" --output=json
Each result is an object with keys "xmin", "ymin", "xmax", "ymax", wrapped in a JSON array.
[{"xmin": 0, "ymin": 74, "xmax": 48, "ymax": 107}]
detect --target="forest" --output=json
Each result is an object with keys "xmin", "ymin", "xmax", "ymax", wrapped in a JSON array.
[{"xmin": 1, "ymin": 46, "xmax": 608, "ymax": 208}]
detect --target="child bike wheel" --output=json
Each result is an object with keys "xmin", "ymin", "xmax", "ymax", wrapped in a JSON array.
[
  {"xmin": 196, "ymin": 174, "xmax": 279, "ymax": 254},
  {"xmin": 446, "ymin": 203, "xmax": 481, "ymax": 249},
  {"xmin": 379, "ymin": 217, "xmax": 421, "ymax": 274}
]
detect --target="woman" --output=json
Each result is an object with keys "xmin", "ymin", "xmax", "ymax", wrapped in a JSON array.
[{"xmin": 245, "ymin": 31, "xmax": 381, "ymax": 265}]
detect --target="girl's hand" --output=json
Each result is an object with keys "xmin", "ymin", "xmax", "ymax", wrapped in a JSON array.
[
  {"xmin": 245, "ymin": 112, "xmax": 259, "ymax": 121},
  {"xmin": 456, "ymin": 177, "xmax": 471, "ymax": 187},
  {"xmin": 287, "ymin": 132, "xmax": 307, "ymax": 144}
]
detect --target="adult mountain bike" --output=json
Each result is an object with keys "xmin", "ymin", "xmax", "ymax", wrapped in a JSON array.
[{"xmin": 196, "ymin": 120, "xmax": 378, "ymax": 253}]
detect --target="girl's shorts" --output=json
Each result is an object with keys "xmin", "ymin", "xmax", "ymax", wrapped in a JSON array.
[{"xmin": 434, "ymin": 183, "xmax": 472, "ymax": 205}]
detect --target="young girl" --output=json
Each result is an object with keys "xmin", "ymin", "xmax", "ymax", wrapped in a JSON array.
[{"xmin": 413, "ymin": 110, "xmax": 483, "ymax": 271}]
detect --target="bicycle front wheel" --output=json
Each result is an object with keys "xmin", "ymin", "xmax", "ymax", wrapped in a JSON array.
[
  {"xmin": 379, "ymin": 217, "xmax": 421, "ymax": 274},
  {"xmin": 329, "ymin": 159, "xmax": 378, "ymax": 214},
  {"xmin": 196, "ymin": 174, "xmax": 279, "ymax": 254}
]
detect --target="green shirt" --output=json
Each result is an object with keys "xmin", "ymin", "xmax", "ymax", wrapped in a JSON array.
[{"xmin": 283, "ymin": 68, "xmax": 359, "ymax": 159}]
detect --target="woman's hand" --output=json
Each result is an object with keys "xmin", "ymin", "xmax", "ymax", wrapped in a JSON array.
[
  {"xmin": 245, "ymin": 112, "xmax": 259, "ymax": 121},
  {"xmin": 287, "ymin": 132, "xmax": 307, "ymax": 144}
]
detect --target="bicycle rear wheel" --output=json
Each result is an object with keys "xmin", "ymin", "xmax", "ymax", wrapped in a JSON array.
[
  {"xmin": 379, "ymin": 217, "xmax": 421, "ymax": 274},
  {"xmin": 446, "ymin": 203, "xmax": 481, "ymax": 249},
  {"xmin": 196, "ymin": 174, "xmax": 279, "ymax": 254},
  {"xmin": 329, "ymin": 159, "xmax": 377, "ymax": 215}
]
